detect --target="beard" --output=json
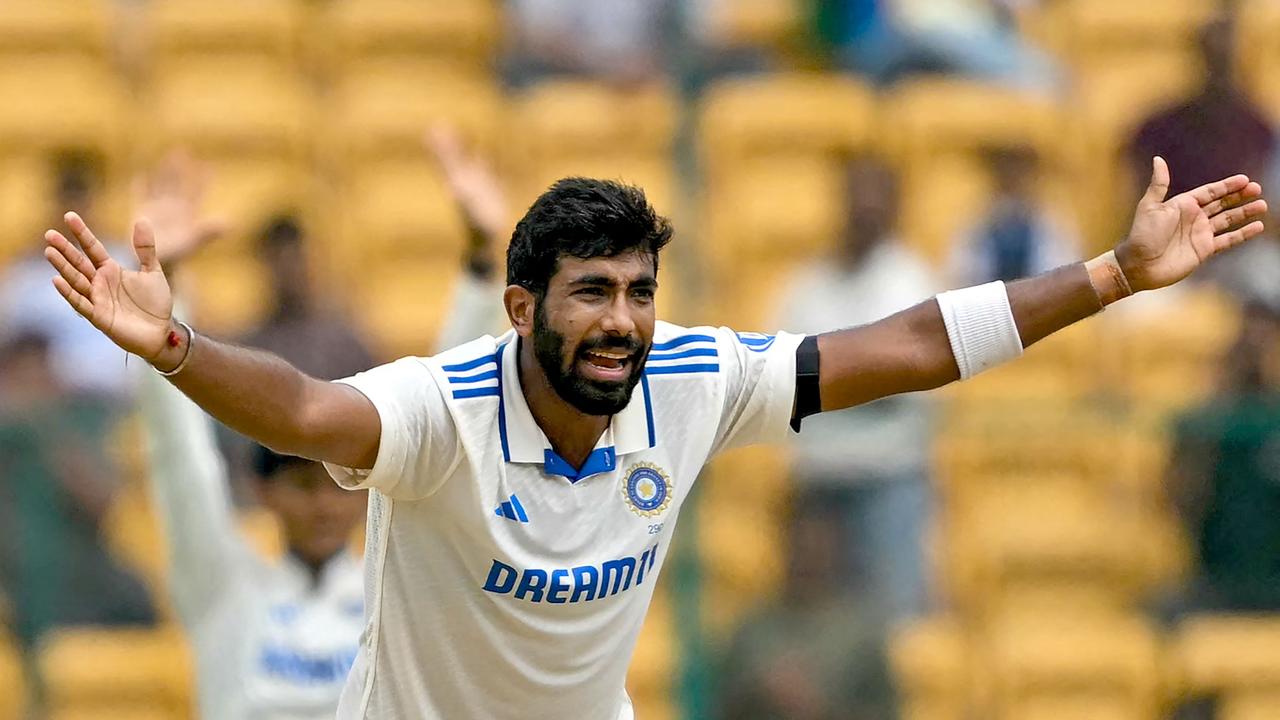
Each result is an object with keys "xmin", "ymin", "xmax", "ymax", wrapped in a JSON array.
[{"xmin": 531, "ymin": 305, "xmax": 646, "ymax": 416}]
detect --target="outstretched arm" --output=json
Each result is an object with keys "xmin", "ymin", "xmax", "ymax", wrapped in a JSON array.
[
  {"xmin": 43, "ymin": 213, "xmax": 381, "ymax": 469},
  {"xmin": 814, "ymin": 158, "xmax": 1268, "ymax": 412}
]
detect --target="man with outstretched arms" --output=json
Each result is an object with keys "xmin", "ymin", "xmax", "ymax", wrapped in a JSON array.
[{"xmin": 43, "ymin": 158, "xmax": 1266, "ymax": 718}]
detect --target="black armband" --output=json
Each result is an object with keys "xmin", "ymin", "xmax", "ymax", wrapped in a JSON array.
[{"xmin": 791, "ymin": 334, "xmax": 821, "ymax": 432}]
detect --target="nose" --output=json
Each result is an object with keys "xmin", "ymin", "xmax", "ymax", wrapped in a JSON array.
[{"xmin": 599, "ymin": 292, "xmax": 636, "ymax": 338}]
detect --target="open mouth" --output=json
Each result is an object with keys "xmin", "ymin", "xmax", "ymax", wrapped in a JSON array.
[{"xmin": 579, "ymin": 349, "xmax": 633, "ymax": 382}]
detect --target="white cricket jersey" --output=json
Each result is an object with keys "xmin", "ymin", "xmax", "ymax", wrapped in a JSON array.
[
  {"xmin": 324, "ymin": 321, "xmax": 804, "ymax": 719},
  {"xmin": 139, "ymin": 371, "xmax": 365, "ymax": 720}
]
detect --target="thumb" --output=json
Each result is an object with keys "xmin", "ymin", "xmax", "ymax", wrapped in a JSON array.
[
  {"xmin": 133, "ymin": 218, "xmax": 162, "ymax": 272},
  {"xmin": 1142, "ymin": 156, "xmax": 1171, "ymax": 206}
]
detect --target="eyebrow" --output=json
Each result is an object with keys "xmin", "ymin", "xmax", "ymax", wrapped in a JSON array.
[{"xmin": 568, "ymin": 274, "xmax": 658, "ymax": 289}]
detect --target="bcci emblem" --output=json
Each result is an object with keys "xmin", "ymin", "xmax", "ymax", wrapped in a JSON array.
[{"xmin": 622, "ymin": 462, "xmax": 673, "ymax": 518}]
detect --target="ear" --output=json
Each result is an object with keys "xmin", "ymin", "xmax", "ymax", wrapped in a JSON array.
[{"xmin": 504, "ymin": 284, "xmax": 536, "ymax": 338}]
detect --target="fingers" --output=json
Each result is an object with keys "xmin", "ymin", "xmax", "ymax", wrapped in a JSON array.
[
  {"xmin": 1184, "ymin": 173, "xmax": 1252, "ymax": 207},
  {"xmin": 1142, "ymin": 156, "xmax": 1171, "ymax": 206},
  {"xmin": 44, "ymin": 244, "xmax": 93, "ymax": 297},
  {"xmin": 64, "ymin": 212, "xmax": 112, "ymax": 268},
  {"xmin": 132, "ymin": 218, "xmax": 161, "ymax": 272},
  {"xmin": 51, "ymin": 276, "xmax": 95, "ymax": 319},
  {"xmin": 1214, "ymin": 220, "xmax": 1266, "ymax": 252},
  {"xmin": 1201, "ymin": 181, "xmax": 1263, "ymax": 217},
  {"xmin": 1210, "ymin": 198, "xmax": 1269, "ymax": 234},
  {"xmin": 45, "ymin": 229, "xmax": 96, "ymax": 281}
]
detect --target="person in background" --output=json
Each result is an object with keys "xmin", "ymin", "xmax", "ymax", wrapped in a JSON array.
[
  {"xmin": 427, "ymin": 126, "xmax": 512, "ymax": 351},
  {"xmin": 0, "ymin": 324, "xmax": 156, "ymax": 651},
  {"xmin": 717, "ymin": 492, "xmax": 896, "ymax": 720},
  {"xmin": 819, "ymin": 0, "xmax": 1059, "ymax": 90},
  {"xmin": 1128, "ymin": 7, "xmax": 1280, "ymax": 310},
  {"xmin": 135, "ymin": 159, "xmax": 369, "ymax": 719},
  {"xmin": 504, "ymin": 0, "xmax": 677, "ymax": 86},
  {"xmin": 0, "ymin": 151, "xmax": 137, "ymax": 401},
  {"xmin": 776, "ymin": 155, "xmax": 937, "ymax": 627},
  {"xmin": 947, "ymin": 145, "xmax": 1081, "ymax": 286}
]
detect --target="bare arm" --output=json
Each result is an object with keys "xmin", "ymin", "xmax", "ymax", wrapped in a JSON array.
[
  {"xmin": 42, "ymin": 212, "xmax": 381, "ymax": 469},
  {"xmin": 816, "ymin": 158, "xmax": 1268, "ymax": 413}
]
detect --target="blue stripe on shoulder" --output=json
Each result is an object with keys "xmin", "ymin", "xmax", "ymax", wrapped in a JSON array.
[
  {"xmin": 651, "ymin": 334, "xmax": 716, "ymax": 351},
  {"xmin": 447, "ymin": 369, "xmax": 499, "ymax": 385},
  {"xmin": 647, "ymin": 347, "xmax": 718, "ymax": 362},
  {"xmin": 442, "ymin": 354, "xmax": 498, "ymax": 373},
  {"xmin": 645, "ymin": 363, "xmax": 720, "ymax": 376},
  {"xmin": 452, "ymin": 387, "xmax": 501, "ymax": 399}
]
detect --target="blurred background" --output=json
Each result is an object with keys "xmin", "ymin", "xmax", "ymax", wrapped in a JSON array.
[{"xmin": 2, "ymin": 0, "xmax": 1280, "ymax": 718}]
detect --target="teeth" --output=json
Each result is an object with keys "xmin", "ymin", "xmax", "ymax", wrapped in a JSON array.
[{"xmin": 590, "ymin": 351, "xmax": 628, "ymax": 359}]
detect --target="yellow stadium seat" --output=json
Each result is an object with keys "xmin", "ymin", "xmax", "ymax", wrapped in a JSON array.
[
  {"xmin": 0, "ymin": 58, "xmax": 128, "ymax": 156},
  {"xmin": 627, "ymin": 587, "xmax": 676, "ymax": 705},
  {"xmin": 890, "ymin": 617, "xmax": 971, "ymax": 720},
  {"xmin": 353, "ymin": 259, "xmax": 461, "ymax": 359},
  {"xmin": 0, "ymin": 0, "xmax": 112, "ymax": 60},
  {"xmin": 324, "ymin": 67, "xmax": 504, "ymax": 165},
  {"xmin": 238, "ymin": 507, "xmax": 285, "ymax": 559},
  {"xmin": 146, "ymin": 60, "xmax": 313, "ymax": 159},
  {"xmin": 703, "ymin": 445, "xmax": 791, "ymax": 510},
  {"xmin": 988, "ymin": 616, "xmax": 1163, "ymax": 720},
  {"xmin": 0, "ymin": 156, "xmax": 49, "ymax": 265},
  {"xmin": 943, "ymin": 482, "xmax": 1141, "ymax": 619},
  {"xmin": 319, "ymin": 0, "xmax": 500, "ymax": 70},
  {"xmin": 515, "ymin": 157, "xmax": 676, "ymax": 224},
  {"xmin": 698, "ymin": 0, "xmax": 803, "ymax": 51},
  {"xmin": 0, "ymin": 630, "xmax": 24, "ymax": 720},
  {"xmin": 339, "ymin": 159, "xmax": 471, "ymax": 264},
  {"xmin": 146, "ymin": 0, "xmax": 304, "ymax": 65},
  {"xmin": 698, "ymin": 74, "xmax": 877, "ymax": 171},
  {"xmin": 182, "ymin": 254, "xmax": 273, "ymax": 336},
  {"xmin": 1239, "ymin": 0, "xmax": 1280, "ymax": 113},
  {"xmin": 697, "ymin": 502, "xmax": 785, "ymax": 605},
  {"xmin": 1220, "ymin": 691, "xmax": 1280, "ymax": 720},
  {"xmin": 515, "ymin": 82, "xmax": 678, "ymax": 161},
  {"xmin": 1172, "ymin": 616, "xmax": 1280, "ymax": 699},
  {"xmin": 38, "ymin": 627, "xmax": 193, "ymax": 720},
  {"xmin": 1060, "ymin": 0, "xmax": 1216, "ymax": 71}
]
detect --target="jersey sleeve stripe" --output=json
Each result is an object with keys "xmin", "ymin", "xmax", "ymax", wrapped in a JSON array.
[
  {"xmin": 446, "ymin": 369, "xmax": 500, "ymax": 384},
  {"xmin": 651, "ymin": 334, "xmax": 717, "ymax": 351},
  {"xmin": 452, "ymin": 387, "xmax": 502, "ymax": 399},
  {"xmin": 644, "ymin": 363, "xmax": 720, "ymax": 375},
  {"xmin": 442, "ymin": 354, "xmax": 498, "ymax": 372},
  {"xmin": 647, "ymin": 347, "xmax": 718, "ymax": 362}
]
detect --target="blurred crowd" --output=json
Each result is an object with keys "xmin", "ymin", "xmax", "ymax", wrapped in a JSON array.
[{"xmin": 2, "ymin": 1, "xmax": 1279, "ymax": 719}]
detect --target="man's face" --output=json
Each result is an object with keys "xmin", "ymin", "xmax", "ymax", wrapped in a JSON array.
[
  {"xmin": 258, "ymin": 463, "xmax": 366, "ymax": 566},
  {"xmin": 531, "ymin": 252, "xmax": 657, "ymax": 416}
]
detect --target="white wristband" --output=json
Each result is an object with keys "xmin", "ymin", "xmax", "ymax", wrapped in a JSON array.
[{"xmin": 935, "ymin": 281, "xmax": 1023, "ymax": 380}]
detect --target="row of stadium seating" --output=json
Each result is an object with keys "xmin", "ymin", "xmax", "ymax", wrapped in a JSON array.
[{"xmin": 893, "ymin": 613, "xmax": 1280, "ymax": 720}]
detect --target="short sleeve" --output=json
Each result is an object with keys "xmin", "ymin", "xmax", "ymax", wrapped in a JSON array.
[
  {"xmin": 323, "ymin": 357, "xmax": 462, "ymax": 500},
  {"xmin": 711, "ymin": 327, "xmax": 806, "ymax": 454}
]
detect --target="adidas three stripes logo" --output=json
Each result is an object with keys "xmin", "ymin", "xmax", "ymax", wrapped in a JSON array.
[{"xmin": 494, "ymin": 494, "xmax": 529, "ymax": 523}]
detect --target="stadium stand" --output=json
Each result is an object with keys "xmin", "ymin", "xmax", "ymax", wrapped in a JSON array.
[
  {"xmin": 38, "ymin": 627, "xmax": 193, "ymax": 720},
  {"xmin": 144, "ymin": 0, "xmax": 305, "ymax": 67},
  {"xmin": 1171, "ymin": 616, "xmax": 1280, "ymax": 715},
  {"xmin": 0, "ymin": 629, "xmax": 23, "ymax": 720},
  {"xmin": 317, "ymin": 0, "xmax": 500, "ymax": 75},
  {"xmin": 890, "ymin": 617, "xmax": 971, "ymax": 720},
  {"xmin": 0, "ymin": 0, "xmax": 113, "ymax": 62}
]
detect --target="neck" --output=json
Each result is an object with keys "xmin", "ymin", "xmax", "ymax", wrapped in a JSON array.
[
  {"xmin": 517, "ymin": 339, "xmax": 609, "ymax": 469},
  {"xmin": 289, "ymin": 546, "xmax": 342, "ymax": 587}
]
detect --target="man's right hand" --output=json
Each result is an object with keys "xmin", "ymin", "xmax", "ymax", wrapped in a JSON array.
[{"xmin": 44, "ymin": 212, "xmax": 178, "ymax": 367}]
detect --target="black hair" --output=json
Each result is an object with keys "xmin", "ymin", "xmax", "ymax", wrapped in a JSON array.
[
  {"xmin": 259, "ymin": 214, "xmax": 303, "ymax": 253},
  {"xmin": 506, "ymin": 178, "xmax": 673, "ymax": 297},
  {"xmin": 252, "ymin": 444, "xmax": 313, "ymax": 480}
]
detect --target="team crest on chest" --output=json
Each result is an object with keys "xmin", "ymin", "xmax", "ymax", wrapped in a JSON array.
[{"xmin": 621, "ymin": 462, "xmax": 673, "ymax": 517}]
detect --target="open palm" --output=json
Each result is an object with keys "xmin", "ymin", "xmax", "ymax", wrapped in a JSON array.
[
  {"xmin": 1118, "ymin": 157, "xmax": 1268, "ymax": 292},
  {"xmin": 44, "ymin": 212, "xmax": 174, "ymax": 361}
]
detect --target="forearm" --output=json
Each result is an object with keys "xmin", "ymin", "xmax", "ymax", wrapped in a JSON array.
[
  {"xmin": 816, "ymin": 255, "xmax": 1126, "ymax": 411},
  {"xmin": 152, "ymin": 321, "xmax": 379, "ymax": 467}
]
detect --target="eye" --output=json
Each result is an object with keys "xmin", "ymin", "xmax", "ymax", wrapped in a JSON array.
[
  {"xmin": 631, "ymin": 287, "xmax": 655, "ymax": 302},
  {"xmin": 575, "ymin": 287, "xmax": 607, "ymax": 299}
]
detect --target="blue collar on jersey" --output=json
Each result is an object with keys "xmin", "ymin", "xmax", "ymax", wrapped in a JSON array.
[{"xmin": 496, "ymin": 338, "xmax": 656, "ymax": 483}]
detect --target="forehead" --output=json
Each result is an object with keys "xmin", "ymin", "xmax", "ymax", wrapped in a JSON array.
[{"xmin": 550, "ymin": 252, "xmax": 656, "ymax": 286}]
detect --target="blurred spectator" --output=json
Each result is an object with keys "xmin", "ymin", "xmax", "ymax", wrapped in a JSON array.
[
  {"xmin": 1162, "ymin": 301, "xmax": 1280, "ymax": 620},
  {"xmin": 0, "ymin": 151, "xmax": 133, "ymax": 401},
  {"xmin": 220, "ymin": 216, "xmax": 376, "ymax": 488},
  {"xmin": 1128, "ymin": 10, "xmax": 1274, "ymax": 199},
  {"xmin": 239, "ymin": 216, "xmax": 375, "ymax": 379},
  {"xmin": 776, "ymin": 155, "xmax": 937, "ymax": 625},
  {"xmin": 818, "ymin": 0, "xmax": 1058, "ymax": 90},
  {"xmin": 946, "ymin": 145, "xmax": 1080, "ymax": 286},
  {"xmin": 1128, "ymin": 9, "xmax": 1280, "ymax": 310},
  {"xmin": 504, "ymin": 0, "xmax": 677, "ymax": 86},
  {"xmin": 717, "ymin": 493, "xmax": 896, "ymax": 720},
  {"xmin": 0, "ymin": 326, "xmax": 156, "ymax": 649}
]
